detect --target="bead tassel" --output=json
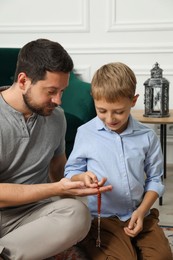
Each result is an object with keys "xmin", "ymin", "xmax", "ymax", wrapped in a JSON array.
[{"xmin": 96, "ymin": 188, "xmax": 101, "ymax": 247}]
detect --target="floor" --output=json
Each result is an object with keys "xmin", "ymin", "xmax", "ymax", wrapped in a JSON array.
[{"xmin": 153, "ymin": 166, "xmax": 173, "ymax": 226}]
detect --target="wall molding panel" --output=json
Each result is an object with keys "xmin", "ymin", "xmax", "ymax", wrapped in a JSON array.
[
  {"xmin": 73, "ymin": 67, "xmax": 173, "ymax": 80},
  {"xmin": 0, "ymin": 0, "xmax": 89, "ymax": 33},
  {"xmin": 107, "ymin": 0, "xmax": 173, "ymax": 32},
  {"xmin": 68, "ymin": 43, "xmax": 173, "ymax": 54}
]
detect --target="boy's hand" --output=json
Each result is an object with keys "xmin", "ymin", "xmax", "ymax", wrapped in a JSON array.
[
  {"xmin": 82, "ymin": 171, "xmax": 108, "ymax": 188},
  {"xmin": 124, "ymin": 209, "xmax": 144, "ymax": 237}
]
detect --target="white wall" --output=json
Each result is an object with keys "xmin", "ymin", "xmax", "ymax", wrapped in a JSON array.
[{"xmin": 0, "ymin": 0, "xmax": 173, "ymax": 163}]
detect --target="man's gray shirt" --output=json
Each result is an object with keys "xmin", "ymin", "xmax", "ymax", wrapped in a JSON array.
[{"xmin": 0, "ymin": 95, "xmax": 66, "ymax": 184}]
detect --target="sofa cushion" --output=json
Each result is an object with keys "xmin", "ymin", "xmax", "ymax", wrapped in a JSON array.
[
  {"xmin": 61, "ymin": 72, "xmax": 96, "ymax": 157},
  {"xmin": 0, "ymin": 48, "xmax": 20, "ymax": 86}
]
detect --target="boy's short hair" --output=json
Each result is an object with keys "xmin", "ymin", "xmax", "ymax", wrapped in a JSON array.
[{"xmin": 91, "ymin": 62, "xmax": 137, "ymax": 102}]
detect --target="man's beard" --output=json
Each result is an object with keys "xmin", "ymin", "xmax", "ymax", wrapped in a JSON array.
[{"xmin": 23, "ymin": 91, "xmax": 57, "ymax": 116}]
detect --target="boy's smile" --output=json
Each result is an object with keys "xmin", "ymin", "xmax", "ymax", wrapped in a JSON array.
[{"xmin": 94, "ymin": 96, "xmax": 138, "ymax": 133}]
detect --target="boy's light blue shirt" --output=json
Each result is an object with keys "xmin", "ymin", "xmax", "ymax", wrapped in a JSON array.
[{"xmin": 64, "ymin": 114, "xmax": 164, "ymax": 221}]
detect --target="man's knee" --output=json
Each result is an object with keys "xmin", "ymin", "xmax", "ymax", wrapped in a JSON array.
[
  {"xmin": 68, "ymin": 198, "xmax": 91, "ymax": 240},
  {"xmin": 52, "ymin": 198, "xmax": 91, "ymax": 240}
]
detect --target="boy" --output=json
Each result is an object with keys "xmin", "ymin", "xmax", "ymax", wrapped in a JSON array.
[{"xmin": 64, "ymin": 62, "xmax": 172, "ymax": 259}]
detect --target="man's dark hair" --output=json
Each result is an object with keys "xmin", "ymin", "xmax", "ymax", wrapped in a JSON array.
[{"xmin": 14, "ymin": 38, "xmax": 74, "ymax": 83}]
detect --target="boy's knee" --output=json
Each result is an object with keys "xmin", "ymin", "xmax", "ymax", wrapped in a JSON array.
[{"xmin": 141, "ymin": 249, "xmax": 173, "ymax": 260}]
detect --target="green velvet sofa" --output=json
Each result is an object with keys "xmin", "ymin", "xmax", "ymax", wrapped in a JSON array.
[{"xmin": 0, "ymin": 48, "xmax": 96, "ymax": 157}]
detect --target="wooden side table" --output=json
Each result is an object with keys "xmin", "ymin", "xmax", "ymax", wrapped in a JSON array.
[{"xmin": 131, "ymin": 109, "xmax": 173, "ymax": 205}]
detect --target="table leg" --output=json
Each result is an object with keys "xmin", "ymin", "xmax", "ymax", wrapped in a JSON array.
[
  {"xmin": 163, "ymin": 125, "xmax": 167, "ymax": 179},
  {"xmin": 160, "ymin": 124, "xmax": 167, "ymax": 179},
  {"xmin": 159, "ymin": 196, "xmax": 162, "ymax": 206},
  {"xmin": 159, "ymin": 124, "xmax": 167, "ymax": 206}
]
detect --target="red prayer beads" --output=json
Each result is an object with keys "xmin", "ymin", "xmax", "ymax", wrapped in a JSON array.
[{"xmin": 96, "ymin": 187, "xmax": 101, "ymax": 247}]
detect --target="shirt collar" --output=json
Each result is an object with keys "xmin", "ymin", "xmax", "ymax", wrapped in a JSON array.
[{"xmin": 95, "ymin": 114, "xmax": 140, "ymax": 135}]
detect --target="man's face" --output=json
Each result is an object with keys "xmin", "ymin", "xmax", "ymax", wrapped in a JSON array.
[
  {"xmin": 94, "ymin": 96, "xmax": 137, "ymax": 133},
  {"xmin": 22, "ymin": 71, "xmax": 69, "ymax": 116}
]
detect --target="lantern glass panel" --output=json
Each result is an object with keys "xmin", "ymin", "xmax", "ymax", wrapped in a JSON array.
[{"xmin": 153, "ymin": 86, "xmax": 161, "ymax": 112}]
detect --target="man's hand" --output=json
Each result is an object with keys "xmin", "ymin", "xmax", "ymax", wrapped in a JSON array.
[{"xmin": 57, "ymin": 177, "xmax": 112, "ymax": 197}]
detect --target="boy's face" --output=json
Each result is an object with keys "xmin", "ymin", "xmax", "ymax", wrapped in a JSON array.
[{"xmin": 94, "ymin": 96, "xmax": 138, "ymax": 134}]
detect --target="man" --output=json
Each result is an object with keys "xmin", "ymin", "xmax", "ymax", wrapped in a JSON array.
[{"xmin": 0, "ymin": 39, "xmax": 112, "ymax": 260}]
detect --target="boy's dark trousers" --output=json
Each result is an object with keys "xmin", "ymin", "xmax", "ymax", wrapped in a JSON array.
[{"xmin": 78, "ymin": 208, "xmax": 172, "ymax": 260}]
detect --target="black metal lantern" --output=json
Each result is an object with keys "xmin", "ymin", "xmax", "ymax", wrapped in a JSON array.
[{"xmin": 143, "ymin": 62, "xmax": 169, "ymax": 118}]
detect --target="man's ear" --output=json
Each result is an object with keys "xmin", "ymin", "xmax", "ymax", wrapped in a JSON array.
[
  {"xmin": 131, "ymin": 94, "xmax": 139, "ymax": 107},
  {"xmin": 18, "ymin": 72, "xmax": 27, "ymax": 90}
]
